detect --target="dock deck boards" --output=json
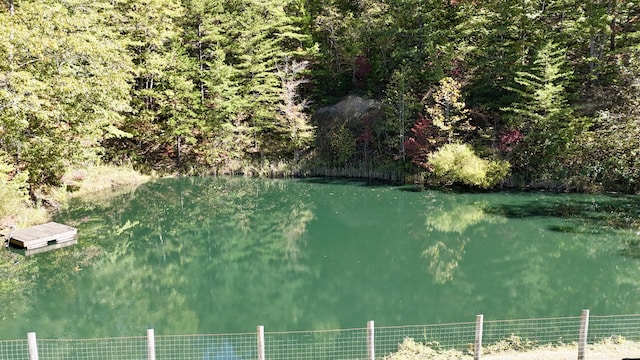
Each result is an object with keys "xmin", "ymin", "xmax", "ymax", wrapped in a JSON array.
[{"xmin": 9, "ymin": 222, "xmax": 77, "ymax": 255}]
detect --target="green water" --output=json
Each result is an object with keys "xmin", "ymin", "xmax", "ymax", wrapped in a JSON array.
[{"xmin": 2, "ymin": 177, "xmax": 639, "ymax": 339}]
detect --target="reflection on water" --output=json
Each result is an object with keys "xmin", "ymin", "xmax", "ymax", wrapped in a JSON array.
[
  {"xmin": 426, "ymin": 202, "xmax": 500, "ymax": 234},
  {"xmin": 422, "ymin": 238, "xmax": 469, "ymax": 285},
  {"xmin": 423, "ymin": 201, "xmax": 506, "ymax": 284},
  {"xmin": 1, "ymin": 177, "xmax": 639, "ymax": 339}
]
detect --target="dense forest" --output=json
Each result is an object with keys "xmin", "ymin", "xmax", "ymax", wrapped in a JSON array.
[{"xmin": 1, "ymin": 0, "xmax": 640, "ymax": 197}]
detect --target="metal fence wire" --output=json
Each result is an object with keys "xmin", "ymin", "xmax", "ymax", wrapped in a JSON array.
[
  {"xmin": 1, "ymin": 312, "xmax": 639, "ymax": 360},
  {"xmin": 155, "ymin": 333, "xmax": 257, "ymax": 360},
  {"xmin": 589, "ymin": 314, "xmax": 640, "ymax": 342},
  {"xmin": 265, "ymin": 328, "xmax": 367, "ymax": 360},
  {"xmin": 376, "ymin": 322, "xmax": 476, "ymax": 355},
  {"xmin": 483, "ymin": 316, "xmax": 583, "ymax": 345},
  {"xmin": 0, "ymin": 339, "xmax": 28, "ymax": 360},
  {"xmin": 37, "ymin": 337, "xmax": 147, "ymax": 360}
]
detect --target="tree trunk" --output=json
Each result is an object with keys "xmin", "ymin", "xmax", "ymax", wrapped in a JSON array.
[
  {"xmin": 176, "ymin": 136, "xmax": 181, "ymax": 169},
  {"xmin": 197, "ymin": 23, "xmax": 205, "ymax": 104},
  {"xmin": 609, "ymin": 0, "xmax": 617, "ymax": 51}
]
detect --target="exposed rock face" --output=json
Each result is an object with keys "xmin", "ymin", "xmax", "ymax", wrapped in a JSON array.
[
  {"xmin": 313, "ymin": 95, "xmax": 381, "ymax": 125},
  {"xmin": 312, "ymin": 95, "xmax": 383, "ymax": 160}
]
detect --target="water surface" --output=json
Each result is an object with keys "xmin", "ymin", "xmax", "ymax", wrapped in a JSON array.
[{"xmin": 1, "ymin": 177, "xmax": 639, "ymax": 339}]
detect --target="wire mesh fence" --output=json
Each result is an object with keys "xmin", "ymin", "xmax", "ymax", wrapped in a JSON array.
[
  {"xmin": 155, "ymin": 333, "xmax": 257, "ymax": 360},
  {"xmin": 376, "ymin": 322, "xmax": 476, "ymax": 355},
  {"xmin": 483, "ymin": 315, "xmax": 583, "ymax": 345},
  {"xmin": 37, "ymin": 337, "xmax": 147, "ymax": 360},
  {"xmin": 1, "ymin": 311, "xmax": 639, "ymax": 360},
  {"xmin": 0, "ymin": 339, "xmax": 28, "ymax": 360},
  {"xmin": 265, "ymin": 327, "xmax": 368, "ymax": 360},
  {"xmin": 589, "ymin": 314, "xmax": 640, "ymax": 342}
]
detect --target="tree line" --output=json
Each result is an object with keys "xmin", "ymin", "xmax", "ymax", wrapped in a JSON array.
[{"xmin": 1, "ymin": 0, "xmax": 639, "ymax": 195}]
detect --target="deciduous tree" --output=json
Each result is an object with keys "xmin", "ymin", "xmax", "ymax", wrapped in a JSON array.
[{"xmin": 0, "ymin": 0, "xmax": 132, "ymax": 187}]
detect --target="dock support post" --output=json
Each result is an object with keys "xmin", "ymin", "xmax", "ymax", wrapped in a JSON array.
[
  {"xmin": 27, "ymin": 332, "xmax": 38, "ymax": 360},
  {"xmin": 578, "ymin": 309, "xmax": 589, "ymax": 360},
  {"xmin": 257, "ymin": 325, "xmax": 265, "ymax": 360},
  {"xmin": 367, "ymin": 320, "xmax": 375, "ymax": 360},
  {"xmin": 474, "ymin": 315, "xmax": 483, "ymax": 360},
  {"xmin": 147, "ymin": 328, "xmax": 156, "ymax": 360}
]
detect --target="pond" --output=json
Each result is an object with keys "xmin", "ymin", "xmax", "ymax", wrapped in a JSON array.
[{"xmin": 1, "ymin": 176, "xmax": 639, "ymax": 339}]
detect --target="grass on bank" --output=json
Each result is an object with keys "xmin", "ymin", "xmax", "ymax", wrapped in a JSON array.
[
  {"xmin": 0, "ymin": 164, "xmax": 151, "ymax": 229},
  {"xmin": 383, "ymin": 336, "xmax": 640, "ymax": 360},
  {"xmin": 53, "ymin": 164, "xmax": 152, "ymax": 204}
]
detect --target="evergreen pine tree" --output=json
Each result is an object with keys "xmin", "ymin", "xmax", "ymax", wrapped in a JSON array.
[{"xmin": 504, "ymin": 41, "xmax": 587, "ymax": 181}]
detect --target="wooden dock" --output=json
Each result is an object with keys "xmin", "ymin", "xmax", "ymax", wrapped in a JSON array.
[{"xmin": 8, "ymin": 222, "xmax": 77, "ymax": 256}]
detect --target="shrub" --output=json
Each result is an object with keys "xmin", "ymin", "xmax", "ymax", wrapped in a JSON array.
[
  {"xmin": 0, "ymin": 156, "xmax": 28, "ymax": 217},
  {"xmin": 0, "ymin": 155, "xmax": 48, "ymax": 227},
  {"xmin": 329, "ymin": 124, "xmax": 356, "ymax": 165},
  {"xmin": 428, "ymin": 143, "xmax": 510, "ymax": 188}
]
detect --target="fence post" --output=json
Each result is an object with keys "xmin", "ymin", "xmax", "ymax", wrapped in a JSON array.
[
  {"xmin": 474, "ymin": 315, "xmax": 483, "ymax": 360},
  {"xmin": 147, "ymin": 328, "xmax": 156, "ymax": 360},
  {"xmin": 367, "ymin": 320, "xmax": 375, "ymax": 360},
  {"xmin": 578, "ymin": 309, "xmax": 589, "ymax": 360},
  {"xmin": 27, "ymin": 332, "xmax": 38, "ymax": 360},
  {"xmin": 257, "ymin": 325, "xmax": 265, "ymax": 360}
]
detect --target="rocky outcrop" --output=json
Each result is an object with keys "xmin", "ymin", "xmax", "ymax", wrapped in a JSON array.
[{"xmin": 312, "ymin": 95, "xmax": 383, "ymax": 160}]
